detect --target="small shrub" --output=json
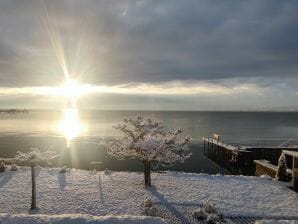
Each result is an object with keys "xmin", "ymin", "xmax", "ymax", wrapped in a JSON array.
[
  {"xmin": 10, "ymin": 164, "xmax": 18, "ymax": 171},
  {"xmin": 104, "ymin": 168, "xmax": 111, "ymax": 175},
  {"xmin": 143, "ymin": 197, "xmax": 159, "ymax": 217},
  {"xmin": 0, "ymin": 162, "xmax": 5, "ymax": 172},
  {"xmin": 144, "ymin": 197, "xmax": 154, "ymax": 216},
  {"xmin": 207, "ymin": 213, "xmax": 220, "ymax": 224},
  {"xmin": 192, "ymin": 208, "xmax": 207, "ymax": 221},
  {"xmin": 59, "ymin": 166, "xmax": 68, "ymax": 173},
  {"xmin": 276, "ymin": 153, "xmax": 288, "ymax": 181},
  {"xmin": 192, "ymin": 201, "xmax": 225, "ymax": 223},
  {"xmin": 144, "ymin": 197, "xmax": 152, "ymax": 208},
  {"xmin": 203, "ymin": 201, "xmax": 217, "ymax": 214},
  {"xmin": 146, "ymin": 206, "xmax": 158, "ymax": 216}
]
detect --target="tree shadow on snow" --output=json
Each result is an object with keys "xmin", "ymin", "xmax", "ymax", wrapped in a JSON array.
[
  {"xmin": 0, "ymin": 171, "xmax": 15, "ymax": 187},
  {"xmin": 147, "ymin": 186, "xmax": 190, "ymax": 224},
  {"xmin": 58, "ymin": 173, "xmax": 67, "ymax": 190},
  {"xmin": 97, "ymin": 174, "xmax": 105, "ymax": 206},
  {"xmin": 35, "ymin": 166, "xmax": 41, "ymax": 178}
]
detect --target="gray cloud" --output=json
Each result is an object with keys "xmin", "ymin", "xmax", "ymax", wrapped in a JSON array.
[
  {"xmin": 0, "ymin": 0, "xmax": 297, "ymax": 86},
  {"xmin": 0, "ymin": 0, "xmax": 297, "ymax": 110}
]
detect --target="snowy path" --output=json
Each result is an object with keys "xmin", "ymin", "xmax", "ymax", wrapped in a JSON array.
[{"xmin": 0, "ymin": 167, "xmax": 297, "ymax": 222}]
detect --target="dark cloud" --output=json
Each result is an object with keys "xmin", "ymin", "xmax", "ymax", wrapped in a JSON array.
[{"xmin": 0, "ymin": 0, "xmax": 297, "ymax": 87}]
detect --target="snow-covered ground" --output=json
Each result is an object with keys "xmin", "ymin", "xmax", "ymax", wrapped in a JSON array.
[
  {"xmin": 0, "ymin": 214, "xmax": 166, "ymax": 224},
  {"xmin": 255, "ymin": 220, "xmax": 297, "ymax": 224},
  {"xmin": 0, "ymin": 167, "xmax": 297, "ymax": 222}
]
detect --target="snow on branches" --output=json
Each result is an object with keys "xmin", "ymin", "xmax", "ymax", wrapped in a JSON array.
[
  {"xmin": 106, "ymin": 116, "xmax": 191, "ymax": 167},
  {"xmin": 9, "ymin": 148, "xmax": 58, "ymax": 166},
  {"xmin": 276, "ymin": 153, "xmax": 288, "ymax": 181}
]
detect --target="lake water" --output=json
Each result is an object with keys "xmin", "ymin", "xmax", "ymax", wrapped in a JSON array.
[{"xmin": 1, "ymin": 110, "xmax": 298, "ymax": 174}]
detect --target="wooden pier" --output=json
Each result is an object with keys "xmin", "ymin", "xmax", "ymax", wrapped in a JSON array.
[{"xmin": 203, "ymin": 136, "xmax": 298, "ymax": 176}]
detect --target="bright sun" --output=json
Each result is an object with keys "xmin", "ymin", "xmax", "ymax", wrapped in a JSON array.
[
  {"xmin": 59, "ymin": 79, "xmax": 94, "ymax": 98},
  {"xmin": 62, "ymin": 79, "xmax": 80, "ymax": 98}
]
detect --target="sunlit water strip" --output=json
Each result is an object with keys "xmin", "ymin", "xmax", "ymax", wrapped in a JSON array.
[{"xmin": 59, "ymin": 108, "xmax": 82, "ymax": 147}]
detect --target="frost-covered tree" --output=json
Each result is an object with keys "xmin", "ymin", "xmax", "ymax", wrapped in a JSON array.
[
  {"xmin": 105, "ymin": 117, "xmax": 191, "ymax": 186},
  {"xmin": 276, "ymin": 153, "xmax": 288, "ymax": 181},
  {"xmin": 4, "ymin": 149, "xmax": 58, "ymax": 209}
]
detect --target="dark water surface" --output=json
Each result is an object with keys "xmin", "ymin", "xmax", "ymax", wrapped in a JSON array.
[{"xmin": 0, "ymin": 110, "xmax": 298, "ymax": 174}]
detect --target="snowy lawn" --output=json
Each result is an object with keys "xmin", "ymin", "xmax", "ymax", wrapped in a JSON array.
[
  {"xmin": 0, "ymin": 214, "xmax": 166, "ymax": 224},
  {"xmin": 255, "ymin": 220, "xmax": 297, "ymax": 224},
  {"xmin": 0, "ymin": 167, "xmax": 297, "ymax": 219}
]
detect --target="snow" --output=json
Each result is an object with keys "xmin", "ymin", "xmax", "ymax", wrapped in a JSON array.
[
  {"xmin": 0, "ymin": 167, "xmax": 297, "ymax": 219},
  {"xmin": 5, "ymin": 149, "xmax": 58, "ymax": 165},
  {"xmin": 203, "ymin": 138, "xmax": 239, "ymax": 151},
  {"xmin": 106, "ymin": 117, "xmax": 191, "ymax": 167},
  {"xmin": 255, "ymin": 220, "xmax": 298, "ymax": 224},
  {"xmin": 0, "ymin": 214, "xmax": 167, "ymax": 224}
]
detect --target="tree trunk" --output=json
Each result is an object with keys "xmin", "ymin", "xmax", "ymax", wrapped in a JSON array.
[
  {"xmin": 31, "ymin": 163, "xmax": 36, "ymax": 209},
  {"xmin": 143, "ymin": 160, "xmax": 151, "ymax": 186}
]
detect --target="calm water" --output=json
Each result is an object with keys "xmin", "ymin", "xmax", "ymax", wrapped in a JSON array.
[{"xmin": 1, "ymin": 110, "xmax": 298, "ymax": 174}]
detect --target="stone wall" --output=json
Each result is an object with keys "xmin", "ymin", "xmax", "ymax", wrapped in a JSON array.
[{"xmin": 254, "ymin": 160, "xmax": 277, "ymax": 178}]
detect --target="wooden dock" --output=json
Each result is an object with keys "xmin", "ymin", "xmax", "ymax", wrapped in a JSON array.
[{"xmin": 203, "ymin": 136, "xmax": 298, "ymax": 176}]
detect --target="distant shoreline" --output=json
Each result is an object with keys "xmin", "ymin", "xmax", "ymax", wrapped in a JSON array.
[
  {"xmin": 1, "ymin": 109, "xmax": 298, "ymax": 113},
  {"xmin": 0, "ymin": 109, "xmax": 28, "ymax": 114}
]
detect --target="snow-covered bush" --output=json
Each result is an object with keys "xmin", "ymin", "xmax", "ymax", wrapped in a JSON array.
[
  {"xmin": 144, "ymin": 197, "xmax": 158, "ymax": 217},
  {"xmin": 192, "ymin": 208, "xmax": 207, "ymax": 221},
  {"xmin": 276, "ymin": 153, "xmax": 288, "ymax": 181},
  {"xmin": 203, "ymin": 201, "xmax": 218, "ymax": 214},
  {"xmin": 59, "ymin": 166, "xmax": 67, "ymax": 173},
  {"xmin": 144, "ymin": 197, "xmax": 152, "ymax": 208},
  {"xmin": 144, "ymin": 197, "xmax": 152, "ymax": 216},
  {"xmin": 192, "ymin": 201, "xmax": 225, "ymax": 224},
  {"xmin": 0, "ymin": 162, "xmax": 5, "ymax": 172},
  {"xmin": 104, "ymin": 168, "xmax": 111, "ymax": 175},
  {"xmin": 146, "ymin": 206, "xmax": 158, "ymax": 217},
  {"xmin": 207, "ymin": 213, "xmax": 221, "ymax": 224},
  {"xmin": 104, "ymin": 117, "xmax": 191, "ymax": 186},
  {"xmin": 10, "ymin": 164, "xmax": 18, "ymax": 171},
  {"xmin": 12, "ymin": 149, "xmax": 57, "ymax": 166}
]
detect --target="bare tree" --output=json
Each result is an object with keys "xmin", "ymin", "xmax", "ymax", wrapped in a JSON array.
[{"xmin": 105, "ymin": 117, "xmax": 191, "ymax": 186}]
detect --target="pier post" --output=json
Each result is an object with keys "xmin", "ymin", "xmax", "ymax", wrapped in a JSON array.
[
  {"xmin": 207, "ymin": 139, "xmax": 209, "ymax": 157},
  {"xmin": 210, "ymin": 142, "xmax": 213, "ymax": 158},
  {"xmin": 293, "ymin": 156, "xmax": 298, "ymax": 192}
]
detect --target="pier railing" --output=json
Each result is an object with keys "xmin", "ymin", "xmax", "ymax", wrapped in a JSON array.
[{"xmin": 202, "ymin": 136, "xmax": 298, "ymax": 176}]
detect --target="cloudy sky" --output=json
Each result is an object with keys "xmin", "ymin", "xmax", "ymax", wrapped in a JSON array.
[{"xmin": 0, "ymin": 0, "xmax": 297, "ymax": 110}]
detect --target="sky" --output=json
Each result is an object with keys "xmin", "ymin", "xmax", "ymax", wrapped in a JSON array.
[{"xmin": 0, "ymin": 0, "xmax": 298, "ymax": 111}]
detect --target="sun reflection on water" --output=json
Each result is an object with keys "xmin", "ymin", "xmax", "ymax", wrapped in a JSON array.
[{"xmin": 59, "ymin": 107, "xmax": 81, "ymax": 147}]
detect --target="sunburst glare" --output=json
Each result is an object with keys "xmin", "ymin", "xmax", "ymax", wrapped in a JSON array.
[{"xmin": 59, "ymin": 79, "xmax": 95, "ymax": 98}]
